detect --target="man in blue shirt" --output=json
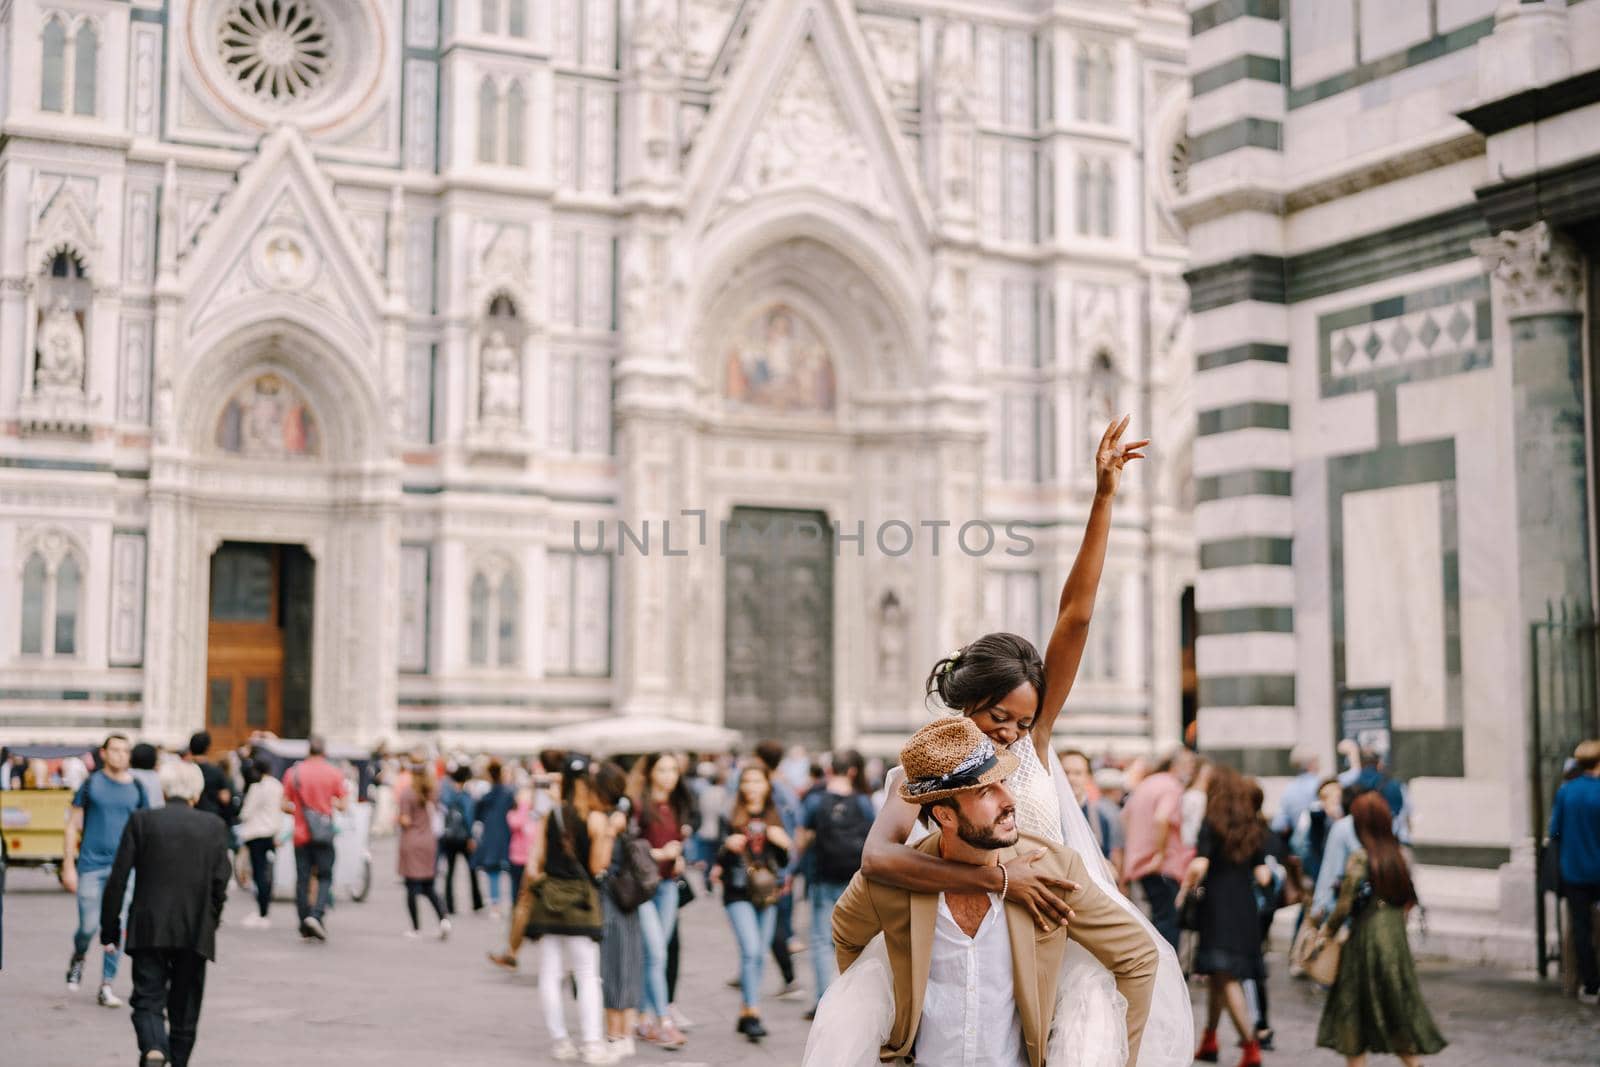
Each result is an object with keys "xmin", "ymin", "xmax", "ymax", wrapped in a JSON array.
[
  {"xmin": 794, "ymin": 750, "xmax": 874, "ymax": 1016},
  {"xmin": 1311, "ymin": 810, "xmax": 1362, "ymax": 920},
  {"xmin": 1549, "ymin": 739, "xmax": 1600, "ymax": 1003},
  {"xmin": 63, "ymin": 733, "xmax": 149, "ymax": 1006},
  {"xmin": 1271, "ymin": 748, "xmax": 1322, "ymax": 839}
]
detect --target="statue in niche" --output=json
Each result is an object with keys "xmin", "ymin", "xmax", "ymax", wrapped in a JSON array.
[
  {"xmin": 35, "ymin": 297, "xmax": 86, "ymax": 392},
  {"xmin": 723, "ymin": 305, "xmax": 836, "ymax": 413},
  {"xmin": 876, "ymin": 589, "xmax": 906, "ymax": 687},
  {"xmin": 216, "ymin": 373, "xmax": 319, "ymax": 458},
  {"xmin": 1086, "ymin": 350, "xmax": 1118, "ymax": 460},
  {"xmin": 479, "ymin": 329, "xmax": 521, "ymax": 424}
]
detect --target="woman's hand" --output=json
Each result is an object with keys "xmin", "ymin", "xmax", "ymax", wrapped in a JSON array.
[
  {"xmin": 724, "ymin": 833, "xmax": 748, "ymax": 854},
  {"xmin": 1005, "ymin": 849, "xmax": 1080, "ymax": 929},
  {"xmin": 1094, "ymin": 414, "xmax": 1148, "ymax": 499}
]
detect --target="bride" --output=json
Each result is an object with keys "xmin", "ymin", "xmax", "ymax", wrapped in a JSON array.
[{"xmin": 803, "ymin": 416, "xmax": 1193, "ymax": 1067}]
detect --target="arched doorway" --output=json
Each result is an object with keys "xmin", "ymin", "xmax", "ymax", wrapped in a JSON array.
[
  {"xmin": 612, "ymin": 219, "xmax": 974, "ymax": 750},
  {"xmin": 142, "ymin": 324, "xmax": 400, "ymax": 749}
]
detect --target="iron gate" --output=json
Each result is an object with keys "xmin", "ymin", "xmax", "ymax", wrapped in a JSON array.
[{"xmin": 1531, "ymin": 599, "xmax": 1599, "ymax": 978}]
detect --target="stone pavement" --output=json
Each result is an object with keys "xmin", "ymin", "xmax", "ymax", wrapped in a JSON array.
[{"xmin": 3, "ymin": 837, "xmax": 1596, "ymax": 1065}]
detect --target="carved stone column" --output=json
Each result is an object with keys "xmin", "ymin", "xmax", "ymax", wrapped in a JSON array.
[
  {"xmin": 1474, "ymin": 220, "xmax": 1591, "ymax": 921},
  {"xmin": 1474, "ymin": 221, "xmax": 1591, "ymax": 623}
]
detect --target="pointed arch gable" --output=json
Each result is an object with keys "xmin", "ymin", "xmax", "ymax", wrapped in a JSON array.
[
  {"xmin": 180, "ymin": 127, "xmax": 387, "ymax": 345},
  {"xmin": 683, "ymin": 0, "xmax": 932, "ymax": 260}
]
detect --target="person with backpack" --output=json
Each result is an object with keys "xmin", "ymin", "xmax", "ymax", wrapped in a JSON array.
[
  {"xmin": 795, "ymin": 749, "xmax": 873, "ymax": 1020},
  {"xmin": 63, "ymin": 732, "xmax": 150, "ymax": 1007},
  {"xmin": 437, "ymin": 765, "xmax": 482, "ymax": 915},
  {"xmin": 280, "ymin": 736, "xmax": 348, "ymax": 941},
  {"xmin": 633, "ymin": 753, "xmax": 692, "ymax": 1051}
]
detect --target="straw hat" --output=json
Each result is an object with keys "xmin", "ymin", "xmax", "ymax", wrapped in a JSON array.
[{"xmin": 897, "ymin": 717, "xmax": 1019, "ymax": 804}]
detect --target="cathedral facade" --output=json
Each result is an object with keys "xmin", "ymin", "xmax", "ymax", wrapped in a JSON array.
[{"xmin": 0, "ymin": 0, "xmax": 1195, "ymax": 757}]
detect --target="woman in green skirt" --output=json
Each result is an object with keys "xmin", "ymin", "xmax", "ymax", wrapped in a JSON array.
[{"xmin": 1313, "ymin": 791, "xmax": 1446, "ymax": 1066}]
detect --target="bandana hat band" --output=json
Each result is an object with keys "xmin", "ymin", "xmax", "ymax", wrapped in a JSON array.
[{"xmin": 903, "ymin": 734, "xmax": 999, "ymax": 798}]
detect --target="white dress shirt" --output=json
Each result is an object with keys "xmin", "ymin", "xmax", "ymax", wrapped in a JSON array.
[{"xmin": 914, "ymin": 891, "xmax": 1028, "ymax": 1067}]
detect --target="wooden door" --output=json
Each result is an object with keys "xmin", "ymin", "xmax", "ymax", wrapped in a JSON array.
[
  {"xmin": 205, "ymin": 543, "xmax": 286, "ymax": 751},
  {"xmin": 723, "ymin": 507, "xmax": 834, "ymax": 749}
]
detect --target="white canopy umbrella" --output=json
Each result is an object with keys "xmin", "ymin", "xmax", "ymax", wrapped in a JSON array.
[{"xmin": 532, "ymin": 715, "xmax": 744, "ymax": 758}]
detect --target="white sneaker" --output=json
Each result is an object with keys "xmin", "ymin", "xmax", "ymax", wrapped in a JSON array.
[
  {"xmin": 240, "ymin": 915, "xmax": 271, "ymax": 930},
  {"xmin": 438, "ymin": 918, "xmax": 452, "ymax": 941},
  {"xmin": 97, "ymin": 984, "xmax": 123, "ymax": 1009},
  {"xmin": 402, "ymin": 929, "xmax": 422, "ymax": 939},
  {"xmin": 550, "ymin": 1040, "xmax": 579, "ymax": 1061},
  {"xmin": 669, "ymin": 1005, "xmax": 695, "ymax": 1031},
  {"xmin": 585, "ymin": 1041, "xmax": 622, "ymax": 1064},
  {"xmin": 1578, "ymin": 989, "xmax": 1600, "ymax": 1006},
  {"xmin": 606, "ymin": 1035, "xmax": 635, "ymax": 1059}
]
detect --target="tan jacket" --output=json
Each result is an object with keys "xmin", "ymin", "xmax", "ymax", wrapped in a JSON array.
[{"xmin": 831, "ymin": 831, "xmax": 1160, "ymax": 1067}]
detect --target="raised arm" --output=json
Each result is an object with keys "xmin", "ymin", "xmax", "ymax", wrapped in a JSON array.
[
  {"xmin": 859, "ymin": 772, "xmax": 1077, "ymax": 927},
  {"xmin": 1032, "ymin": 416, "xmax": 1147, "ymax": 762}
]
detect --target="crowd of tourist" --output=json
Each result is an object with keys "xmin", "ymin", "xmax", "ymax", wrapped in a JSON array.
[{"xmin": 7, "ymin": 723, "xmax": 1599, "ymax": 1067}]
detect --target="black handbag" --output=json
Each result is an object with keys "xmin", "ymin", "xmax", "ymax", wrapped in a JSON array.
[{"xmin": 676, "ymin": 873, "xmax": 697, "ymax": 908}]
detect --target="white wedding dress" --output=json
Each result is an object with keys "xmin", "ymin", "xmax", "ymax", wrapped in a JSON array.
[{"xmin": 801, "ymin": 739, "xmax": 1193, "ymax": 1067}]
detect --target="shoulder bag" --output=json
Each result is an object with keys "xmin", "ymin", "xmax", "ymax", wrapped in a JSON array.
[
  {"xmin": 293, "ymin": 765, "xmax": 337, "ymax": 846},
  {"xmin": 526, "ymin": 809, "xmax": 602, "ymax": 939}
]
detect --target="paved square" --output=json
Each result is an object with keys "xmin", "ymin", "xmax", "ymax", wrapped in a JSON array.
[{"xmin": 2, "ymin": 839, "xmax": 1596, "ymax": 1065}]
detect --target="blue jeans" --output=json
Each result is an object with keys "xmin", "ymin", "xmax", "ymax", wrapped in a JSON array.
[
  {"xmin": 294, "ymin": 842, "xmax": 335, "ymax": 922},
  {"xmin": 809, "ymin": 880, "xmax": 848, "ymax": 1007},
  {"xmin": 638, "ymin": 878, "xmax": 680, "ymax": 1018},
  {"xmin": 483, "ymin": 868, "xmax": 506, "ymax": 908},
  {"xmin": 725, "ymin": 900, "xmax": 776, "ymax": 1009},
  {"xmin": 73, "ymin": 865, "xmax": 132, "ymax": 983}
]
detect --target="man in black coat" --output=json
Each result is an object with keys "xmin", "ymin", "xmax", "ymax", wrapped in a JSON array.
[{"xmin": 101, "ymin": 760, "xmax": 231, "ymax": 1067}]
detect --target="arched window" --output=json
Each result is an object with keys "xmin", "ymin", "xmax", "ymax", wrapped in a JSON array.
[
  {"xmin": 477, "ymin": 78, "xmax": 499, "ymax": 163},
  {"xmin": 20, "ymin": 554, "xmax": 47, "ymax": 654},
  {"xmin": 496, "ymin": 573, "xmax": 519, "ymax": 667},
  {"xmin": 469, "ymin": 573, "xmax": 491, "ymax": 665},
  {"xmin": 468, "ymin": 560, "xmax": 521, "ymax": 668},
  {"xmin": 505, "ymin": 81, "xmax": 527, "ymax": 167},
  {"xmin": 17, "ymin": 543, "xmax": 84, "ymax": 658},
  {"xmin": 508, "ymin": 0, "xmax": 527, "ymax": 38},
  {"xmin": 481, "ymin": 0, "xmax": 499, "ymax": 33},
  {"xmin": 41, "ymin": 17, "xmax": 67, "ymax": 112},
  {"xmin": 73, "ymin": 20, "xmax": 97, "ymax": 115},
  {"xmin": 1097, "ymin": 160, "xmax": 1116, "ymax": 238}
]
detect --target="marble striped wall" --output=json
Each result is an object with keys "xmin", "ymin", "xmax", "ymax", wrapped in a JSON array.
[{"xmin": 1184, "ymin": 0, "xmax": 1295, "ymax": 773}]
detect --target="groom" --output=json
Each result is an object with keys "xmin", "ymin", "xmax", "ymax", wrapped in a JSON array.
[{"xmin": 831, "ymin": 718, "xmax": 1160, "ymax": 1066}]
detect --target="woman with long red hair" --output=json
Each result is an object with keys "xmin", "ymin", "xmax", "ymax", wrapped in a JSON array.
[{"xmin": 1314, "ymin": 791, "xmax": 1446, "ymax": 1066}]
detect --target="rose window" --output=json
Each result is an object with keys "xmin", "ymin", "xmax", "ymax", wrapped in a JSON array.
[{"xmin": 218, "ymin": 0, "xmax": 332, "ymax": 104}]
